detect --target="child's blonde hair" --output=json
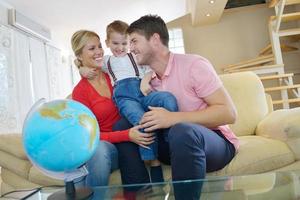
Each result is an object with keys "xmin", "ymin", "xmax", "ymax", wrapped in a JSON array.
[{"xmin": 106, "ymin": 20, "xmax": 129, "ymax": 40}]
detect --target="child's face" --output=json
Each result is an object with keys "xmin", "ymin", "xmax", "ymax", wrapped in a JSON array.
[{"xmin": 106, "ymin": 32, "xmax": 128, "ymax": 57}]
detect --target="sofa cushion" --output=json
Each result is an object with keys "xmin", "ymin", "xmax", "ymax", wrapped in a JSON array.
[
  {"xmin": 220, "ymin": 72, "xmax": 269, "ymax": 136},
  {"xmin": 0, "ymin": 150, "xmax": 31, "ymax": 179},
  {"xmin": 0, "ymin": 134, "xmax": 27, "ymax": 159},
  {"xmin": 208, "ymin": 136, "xmax": 295, "ymax": 176},
  {"xmin": 274, "ymin": 160, "xmax": 300, "ymax": 172},
  {"xmin": 1, "ymin": 181, "xmax": 15, "ymax": 195},
  {"xmin": 110, "ymin": 136, "xmax": 294, "ymax": 185},
  {"xmin": 256, "ymin": 107, "xmax": 300, "ymax": 160},
  {"xmin": 1, "ymin": 168, "xmax": 39, "ymax": 189},
  {"xmin": 28, "ymin": 166, "xmax": 64, "ymax": 186}
]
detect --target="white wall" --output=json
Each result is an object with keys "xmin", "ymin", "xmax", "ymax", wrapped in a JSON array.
[
  {"xmin": 167, "ymin": 4, "xmax": 274, "ymax": 74},
  {"xmin": 0, "ymin": 1, "xmax": 10, "ymax": 25}
]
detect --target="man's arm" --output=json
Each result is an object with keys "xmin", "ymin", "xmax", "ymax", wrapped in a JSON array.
[{"xmin": 140, "ymin": 87, "xmax": 237, "ymax": 132}]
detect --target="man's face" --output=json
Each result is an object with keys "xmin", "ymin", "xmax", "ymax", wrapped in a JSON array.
[{"xmin": 129, "ymin": 32, "xmax": 154, "ymax": 66}]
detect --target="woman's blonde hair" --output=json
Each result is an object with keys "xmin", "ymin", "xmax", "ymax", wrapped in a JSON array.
[{"xmin": 71, "ymin": 30, "xmax": 100, "ymax": 68}]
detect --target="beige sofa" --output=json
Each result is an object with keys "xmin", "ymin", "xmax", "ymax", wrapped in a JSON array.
[{"xmin": 1, "ymin": 72, "xmax": 300, "ymax": 195}]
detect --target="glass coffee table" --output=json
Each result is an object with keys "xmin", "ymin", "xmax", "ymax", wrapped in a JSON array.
[{"xmin": 3, "ymin": 170, "xmax": 300, "ymax": 199}]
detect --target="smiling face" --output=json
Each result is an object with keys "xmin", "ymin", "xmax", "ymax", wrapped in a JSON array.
[
  {"xmin": 129, "ymin": 32, "xmax": 154, "ymax": 65},
  {"xmin": 106, "ymin": 32, "xmax": 128, "ymax": 57},
  {"xmin": 78, "ymin": 36, "xmax": 104, "ymax": 68}
]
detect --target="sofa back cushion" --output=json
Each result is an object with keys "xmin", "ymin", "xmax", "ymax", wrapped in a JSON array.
[{"xmin": 220, "ymin": 72, "xmax": 269, "ymax": 136}]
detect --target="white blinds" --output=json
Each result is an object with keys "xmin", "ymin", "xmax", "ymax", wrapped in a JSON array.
[{"xmin": 0, "ymin": 25, "xmax": 20, "ymax": 132}]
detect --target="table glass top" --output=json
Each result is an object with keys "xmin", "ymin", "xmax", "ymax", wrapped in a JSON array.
[{"xmin": 3, "ymin": 170, "xmax": 300, "ymax": 200}]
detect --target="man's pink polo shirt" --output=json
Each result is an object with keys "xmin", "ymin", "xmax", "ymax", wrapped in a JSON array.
[{"xmin": 150, "ymin": 53, "xmax": 239, "ymax": 151}]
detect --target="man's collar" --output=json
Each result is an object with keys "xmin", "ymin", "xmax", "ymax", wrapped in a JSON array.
[{"xmin": 151, "ymin": 52, "xmax": 174, "ymax": 80}]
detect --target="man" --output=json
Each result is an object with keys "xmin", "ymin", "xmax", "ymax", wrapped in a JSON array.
[{"xmin": 115, "ymin": 15, "xmax": 239, "ymax": 199}]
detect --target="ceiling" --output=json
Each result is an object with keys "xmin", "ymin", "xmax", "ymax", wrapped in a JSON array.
[
  {"xmin": 1, "ymin": 0, "xmax": 268, "ymax": 52},
  {"xmin": 2, "ymin": 0, "xmax": 186, "ymax": 51}
]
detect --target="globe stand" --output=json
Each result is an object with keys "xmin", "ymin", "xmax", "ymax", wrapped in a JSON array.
[{"xmin": 48, "ymin": 181, "xmax": 93, "ymax": 200}]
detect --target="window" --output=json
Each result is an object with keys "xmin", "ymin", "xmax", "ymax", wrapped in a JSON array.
[{"xmin": 168, "ymin": 28, "xmax": 185, "ymax": 54}]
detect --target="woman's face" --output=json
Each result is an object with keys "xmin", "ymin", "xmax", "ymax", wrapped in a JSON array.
[{"xmin": 79, "ymin": 36, "xmax": 104, "ymax": 68}]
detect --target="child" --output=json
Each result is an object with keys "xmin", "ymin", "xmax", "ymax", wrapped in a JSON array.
[{"xmin": 79, "ymin": 20, "xmax": 178, "ymax": 183}]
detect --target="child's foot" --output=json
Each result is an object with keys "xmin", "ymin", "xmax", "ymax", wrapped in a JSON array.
[{"xmin": 150, "ymin": 165, "xmax": 164, "ymax": 183}]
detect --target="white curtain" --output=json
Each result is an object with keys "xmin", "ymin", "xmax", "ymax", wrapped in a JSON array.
[
  {"xmin": 46, "ymin": 45, "xmax": 73, "ymax": 99},
  {"xmin": 0, "ymin": 24, "xmax": 73, "ymax": 133},
  {"xmin": 13, "ymin": 30, "xmax": 35, "ymax": 130},
  {"xmin": 29, "ymin": 37, "xmax": 50, "ymax": 101}
]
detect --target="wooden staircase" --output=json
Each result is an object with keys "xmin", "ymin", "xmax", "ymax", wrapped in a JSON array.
[
  {"xmin": 223, "ymin": 0, "xmax": 300, "ymax": 109},
  {"xmin": 269, "ymin": 0, "xmax": 300, "ymax": 7},
  {"xmin": 268, "ymin": 0, "xmax": 300, "ymax": 65},
  {"xmin": 259, "ymin": 73, "xmax": 300, "ymax": 108},
  {"xmin": 268, "ymin": 0, "xmax": 300, "ymax": 108}
]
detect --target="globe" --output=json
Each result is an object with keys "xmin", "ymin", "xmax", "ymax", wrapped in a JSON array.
[{"xmin": 22, "ymin": 98, "xmax": 99, "ymax": 175}]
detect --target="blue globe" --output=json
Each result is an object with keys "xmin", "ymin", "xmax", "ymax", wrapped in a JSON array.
[{"xmin": 22, "ymin": 99, "xmax": 99, "ymax": 173}]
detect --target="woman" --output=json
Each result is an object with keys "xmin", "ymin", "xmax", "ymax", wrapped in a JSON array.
[{"xmin": 71, "ymin": 30, "xmax": 154, "ymax": 186}]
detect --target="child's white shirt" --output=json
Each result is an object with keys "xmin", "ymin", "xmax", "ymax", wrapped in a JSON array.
[{"xmin": 102, "ymin": 54, "xmax": 152, "ymax": 86}]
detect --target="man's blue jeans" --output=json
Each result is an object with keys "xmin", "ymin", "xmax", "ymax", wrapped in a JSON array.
[{"xmin": 113, "ymin": 78, "xmax": 178, "ymax": 160}]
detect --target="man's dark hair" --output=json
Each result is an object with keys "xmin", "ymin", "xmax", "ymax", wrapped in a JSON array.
[{"xmin": 127, "ymin": 15, "xmax": 169, "ymax": 47}]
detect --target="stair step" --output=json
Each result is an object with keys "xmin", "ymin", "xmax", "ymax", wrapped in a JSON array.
[
  {"xmin": 265, "ymin": 84, "xmax": 300, "ymax": 92},
  {"xmin": 273, "ymin": 98, "xmax": 300, "ymax": 105},
  {"xmin": 259, "ymin": 44, "xmax": 298, "ymax": 56},
  {"xmin": 225, "ymin": 64, "xmax": 284, "ymax": 73},
  {"xmin": 278, "ymin": 28, "xmax": 300, "ymax": 36},
  {"xmin": 269, "ymin": 0, "xmax": 300, "ymax": 7},
  {"xmin": 224, "ymin": 55, "xmax": 274, "ymax": 71},
  {"xmin": 288, "ymin": 34, "xmax": 300, "ymax": 42},
  {"xmin": 270, "ymin": 12, "xmax": 300, "ymax": 23},
  {"xmin": 260, "ymin": 73, "xmax": 294, "ymax": 80},
  {"xmin": 259, "ymin": 44, "xmax": 272, "ymax": 55}
]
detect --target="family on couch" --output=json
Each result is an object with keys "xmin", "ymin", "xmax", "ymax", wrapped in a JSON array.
[
  {"xmin": 71, "ymin": 14, "xmax": 239, "ymax": 199},
  {"xmin": 1, "ymin": 11, "xmax": 300, "ymax": 200}
]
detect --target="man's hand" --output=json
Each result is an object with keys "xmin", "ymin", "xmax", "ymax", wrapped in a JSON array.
[
  {"xmin": 129, "ymin": 125, "xmax": 155, "ymax": 149},
  {"xmin": 140, "ymin": 106, "xmax": 176, "ymax": 132}
]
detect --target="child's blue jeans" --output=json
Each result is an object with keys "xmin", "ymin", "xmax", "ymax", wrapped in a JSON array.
[{"xmin": 113, "ymin": 78, "xmax": 178, "ymax": 160}]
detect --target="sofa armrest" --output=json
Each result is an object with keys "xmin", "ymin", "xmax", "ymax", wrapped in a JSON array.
[{"xmin": 256, "ymin": 108, "xmax": 300, "ymax": 160}]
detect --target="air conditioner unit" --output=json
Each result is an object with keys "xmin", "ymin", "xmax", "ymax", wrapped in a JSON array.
[{"xmin": 8, "ymin": 9, "xmax": 51, "ymax": 42}]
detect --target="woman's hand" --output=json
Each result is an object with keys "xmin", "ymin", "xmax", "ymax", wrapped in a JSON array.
[
  {"xmin": 79, "ymin": 66, "xmax": 97, "ymax": 80},
  {"xmin": 129, "ymin": 125, "xmax": 155, "ymax": 149},
  {"xmin": 140, "ymin": 106, "xmax": 176, "ymax": 132}
]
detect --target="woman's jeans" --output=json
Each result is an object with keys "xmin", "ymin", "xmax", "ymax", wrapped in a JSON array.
[
  {"xmin": 113, "ymin": 78, "xmax": 178, "ymax": 160},
  {"xmin": 76, "ymin": 141, "xmax": 118, "ymax": 187}
]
